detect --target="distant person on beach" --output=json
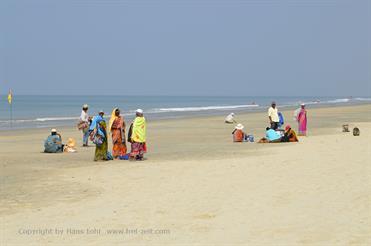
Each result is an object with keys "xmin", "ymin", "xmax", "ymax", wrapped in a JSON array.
[
  {"xmin": 281, "ymin": 125, "xmax": 299, "ymax": 142},
  {"xmin": 232, "ymin": 124, "xmax": 247, "ymax": 142},
  {"xmin": 225, "ymin": 113, "xmax": 236, "ymax": 124},
  {"xmin": 90, "ymin": 110, "xmax": 111, "ymax": 161},
  {"xmin": 78, "ymin": 104, "xmax": 91, "ymax": 147},
  {"xmin": 108, "ymin": 108, "xmax": 127, "ymax": 159},
  {"xmin": 44, "ymin": 129, "xmax": 64, "ymax": 153},
  {"xmin": 128, "ymin": 109, "xmax": 147, "ymax": 161},
  {"xmin": 296, "ymin": 103, "xmax": 308, "ymax": 136},
  {"xmin": 268, "ymin": 101, "xmax": 279, "ymax": 130}
]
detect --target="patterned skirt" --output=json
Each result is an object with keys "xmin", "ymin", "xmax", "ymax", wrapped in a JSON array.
[{"xmin": 130, "ymin": 142, "xmax": 147, "ymax": 158}]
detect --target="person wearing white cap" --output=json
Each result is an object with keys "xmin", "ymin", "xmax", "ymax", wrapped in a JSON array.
[
  {"xmin": 44, "ymin": 129, "xmax": 64, "ymax": 153},
  {"xmin": 78, "ymin": 104, "xmax": 91, "ymax": 147},
  {"xmin": 297, "ymin": 103, "xmax": 308, "ymax": 136},
  {"xmin": 232, "ymin": 123, "xmax": 247, "ymax": 142},
  {"xmin": 128, "ymin": 109, "xmax": 147, "ymax": 160},
  {"xmin": 225, "ymin": 112, "xmax": 236, "ymax": 124}
]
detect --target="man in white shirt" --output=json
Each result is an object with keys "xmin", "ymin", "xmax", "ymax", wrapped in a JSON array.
[
  {"xmin": 268, "ymin": 101, "xmax": 279, "ymax": 130},
  {"xmin": 225, "ymin": 113, "xmax": 236, "ymax": 124},
  {"xmin": 79, "ymin": 104, "xmax": 90, "ymax": 146}
]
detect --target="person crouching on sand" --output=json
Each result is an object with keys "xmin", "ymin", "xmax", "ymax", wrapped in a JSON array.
[
  {"xmin": 44, "ymin": 129, "xmax": 64, "ymax": 153},
  {"xmin": 225, "ymin": 113, "xmax": 236, "ymax": 124},
  {"xmin": 128, "ymin": 109, "xmax": 147, "ymax": 161},
  {"xmin": 108, "ymin": 107, "xmax": 127, "ymax": 159},
  {"xmin": 265, "ymin": 127, "xmax": 282, "ymax": 142},
  {"xmin": 281, "ymin": 125, "xmax": 299, "ymax": 142}
]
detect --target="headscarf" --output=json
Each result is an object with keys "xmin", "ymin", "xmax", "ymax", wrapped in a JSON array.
[
  {"xmin": 108, "ymin": 108, "xmax": 119, "ymax": 132},
  {"xmin": 132, "ymin": 116, "xmax": 146, "ymax": 143}
]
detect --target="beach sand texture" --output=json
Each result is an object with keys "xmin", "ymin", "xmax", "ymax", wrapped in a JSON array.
[{"xmin": 1, "ymin": 104, "xmax": 371, "ymax": 245}]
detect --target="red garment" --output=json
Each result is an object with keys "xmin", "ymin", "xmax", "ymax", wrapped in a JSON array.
[
  {"xmin": 111, "ymin": 117, "xmax": 127, "ymax": 158},
  {"xmin": 233, "ymin": 129, "xmax": 244, "ymax": 142}
]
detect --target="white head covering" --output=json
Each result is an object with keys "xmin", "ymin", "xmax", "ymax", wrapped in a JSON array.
[
  {"xmin": 136, "ymin": 109, "xmax": 144, "ymax": 114},
  {"xmin": 301, "ymin": 103, "xmax": 305, "ymax": 106},
  {"xmin": 51, "ymin": 128, "xmax": 57, "ymax": 133},
  {"xmin": 82, "ymin": 104, "xmax": 89, "ymax": 109},
  {"xmin": 235, "ymin": 124, "xmax": 244, "ymax": 130}
]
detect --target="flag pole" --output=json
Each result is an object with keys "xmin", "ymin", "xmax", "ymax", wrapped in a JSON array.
[
  {"xmin": 10, "ymin": 100, "xmax": 13, "ymax": 128},
  {"xmin": 8, "ymin": 89, "xmax": 13, "ymax": 128}
]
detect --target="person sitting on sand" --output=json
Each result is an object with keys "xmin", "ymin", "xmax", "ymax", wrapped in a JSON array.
[
  {"xmin": 128, "ymin": 109, "xmax": 147, "ymax": 161},
  {"xmin": 232, "ymin": 123, "xmax": 248, "ymax": 142},
  {"xmin": 225, "ymin": 113, "xmax": 236, "ymax": 124},
  {"xmin": 44, "ymin": 129, "xmax": 64, "ymax": 153},
  {"xmin": 265, "ymin": 127, "xmax": 282, "ymax": 142},
  {"xmin": 281, "ymin": 125, "xmax": 299, "ymax": 142}
]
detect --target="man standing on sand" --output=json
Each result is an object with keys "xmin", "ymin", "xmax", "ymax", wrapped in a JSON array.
[
  {"xmin": 268, "ymin": 101, "xmax": 279, "ymax": 130},
  {"xmin": 78, "ymin": 104, "xmax": 91, "ymax": 147}
]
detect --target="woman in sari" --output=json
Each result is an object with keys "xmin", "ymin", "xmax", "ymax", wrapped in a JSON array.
[
  {"xmin": 297, "ymin": 103, "xmax": 308, "ymax": 136},
  {"xmin": 108, "ymin": 108, "xmax": 127, "ymax": 159},
  {"xmin": 90, "ymin": 110, "xmax": 109, "ymax": 161},
  {"xmin": 281, "ymin": 125, "xmax": 299, "ymax": 142},
  {"xmin": 128, "ymin": 109, "xmax": 147, "ymax": 161}
]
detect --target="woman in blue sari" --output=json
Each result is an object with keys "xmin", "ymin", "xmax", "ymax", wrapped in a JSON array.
[{"xmin": 89, "ymin": 110, "xmax": 109, "ymax": 161}]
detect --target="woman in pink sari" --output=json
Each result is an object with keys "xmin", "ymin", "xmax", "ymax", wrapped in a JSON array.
[
  {"xmin": 108, "ymin": 108, "xmax": 127, "ymax": 159},
  {"xmin": 297, "ymin": 103, "xmax": 307, "ymax": 136}
]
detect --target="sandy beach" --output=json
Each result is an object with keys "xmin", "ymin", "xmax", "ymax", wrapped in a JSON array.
[{"xmin": 1, "ymin": 104, "xmax": 370, "ymax": 245}]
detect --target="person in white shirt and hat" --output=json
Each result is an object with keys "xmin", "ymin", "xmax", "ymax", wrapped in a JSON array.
[
  {"xmin": 225, "ymin": 113, "xmax": 236, "ymax": 124},
  {"xmin": 44, "ymin": 128, "xmax": 64, "ymax": 153},
  {"xmin": 78, "ymin": 104, "xmax": 91, "ymax": 147}
]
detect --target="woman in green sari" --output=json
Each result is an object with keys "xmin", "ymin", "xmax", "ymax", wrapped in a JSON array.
[{"xmin": 90, "ymin": 110, "xmax": 110, "ymax": 161}]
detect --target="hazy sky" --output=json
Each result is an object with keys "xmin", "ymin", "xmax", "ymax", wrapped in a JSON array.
[{"xmin": 1, "ymin": 0, "xmax": 370, "ymax": 96}]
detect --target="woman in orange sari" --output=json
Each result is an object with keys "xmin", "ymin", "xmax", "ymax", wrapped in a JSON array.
[{"xmin": 108, "ymin": 108, "xmax": 127, "ymax": 159}]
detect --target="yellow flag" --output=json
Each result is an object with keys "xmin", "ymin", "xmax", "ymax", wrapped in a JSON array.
[{"xmin": 7, "ymin": 89, "xmax": 12, "ymax": 104}]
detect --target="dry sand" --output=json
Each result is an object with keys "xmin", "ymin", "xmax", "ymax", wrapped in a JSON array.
[{"xmin": 1, "ymin": 104, "xmax": 370, "ymax": 245}]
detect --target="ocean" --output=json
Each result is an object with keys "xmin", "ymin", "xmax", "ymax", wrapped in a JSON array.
[{"xmin": 0, "ymin": 95, "xmax": 370, "ymax": 130}]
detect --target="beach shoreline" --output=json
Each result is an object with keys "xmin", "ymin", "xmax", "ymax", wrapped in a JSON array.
[{"xmin": 1, "ymin": 104, "xmax": 371, "ymax": 245}]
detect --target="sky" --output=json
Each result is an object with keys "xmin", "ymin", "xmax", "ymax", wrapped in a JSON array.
[{"xmin": 0, "ymin": 0, "xmax": 370, "ymax": 96}]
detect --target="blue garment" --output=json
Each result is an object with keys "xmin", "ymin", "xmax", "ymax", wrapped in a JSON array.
[
  {"xmin": 278, "ymin": 112, "xmax": 284, "ymax": 127},
  {"xmin": 89, "ymin": 115, "xmax": 106, "ymax": 138},
  {"xmin": 82, "ymin": 129, "xmax": 90, "ymax": 145},
  {"xmin": 44, "ymin": 135, "xmax": 63, "ymax": 153},
  {"xmin": 266, "ymin": 129, "xmax": 281, "ymax": 141}
]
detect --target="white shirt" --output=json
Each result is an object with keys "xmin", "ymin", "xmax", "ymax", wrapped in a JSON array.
[
  {"xmin": 268, "ymin": 107, "xmax": 279, "ymax": 122},
  {"xmin": 225, "ymin": 113, "xmax": 235, "ymax": 123},
  {"xmin": 80, "ymin": 110, "xmax": 89, "ymax": 122}
]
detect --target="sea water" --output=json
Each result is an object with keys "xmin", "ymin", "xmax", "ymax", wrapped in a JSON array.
[{"xmin": 0, "ymin": 95, "xmax": 370, "ymax": 130}]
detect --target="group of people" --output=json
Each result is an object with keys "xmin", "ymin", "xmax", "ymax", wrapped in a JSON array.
[
  {"xmin": 44, "ymin": 105, "xmax": 147, "ymax": 162},
  {"xmin": 228, "ymin": 101, "xmax": 308, "ymax": 143},
  {"xmin": 80, "ymin": 105, "xmax": 147, "ymax": 161}
]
